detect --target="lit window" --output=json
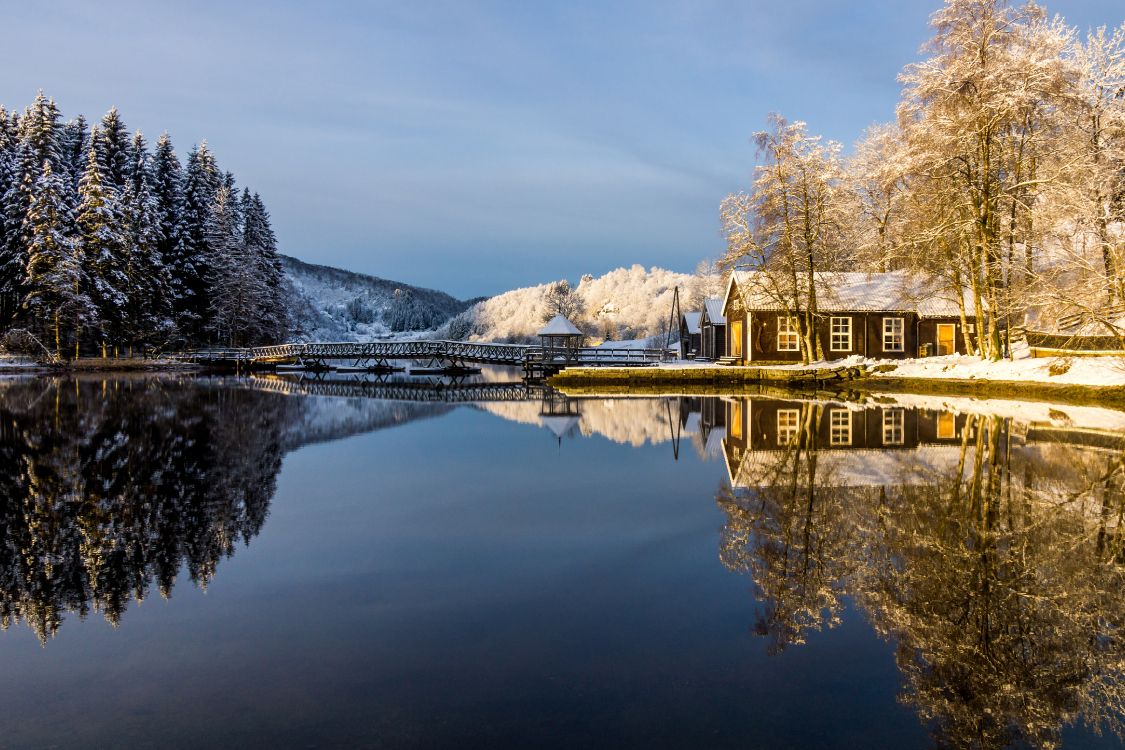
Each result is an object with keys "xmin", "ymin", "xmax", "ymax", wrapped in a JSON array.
[
  {"xmin": 882, "ymin": 409, "xmax": 904, "ymax": 445},
  {"xmin": 777, "ymin": 317, "xmax": 800, "ymax": 351},
  {"xmin": 883, "ymin": 317, "xmax": 904, "ymax": 352},
  {"xmin": 830, "ymin": 317, "xmax": 852, "ymax": 351},
  {"xmin": 937, "ymin": 412, "xmax": 956, "ymax": 440},
  {"xmin": 730, "ymin": 401, "xmax": 743, "ymax": 440},
  {"xmin": 829, "ymin": 409, "xmax": 851, "ymax": 446},
  {"xmin": 777, "ymin": 409, "xmax": 800, "ymax": 445}
]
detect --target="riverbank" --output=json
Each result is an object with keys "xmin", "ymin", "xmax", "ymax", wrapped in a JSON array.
[
  {"xmin": 549, "ymin": 353, "xmax": 1125, "ymax": 409},
  {"xmin": 0, "ymin": 355, "xmax": 202, "ymax": 373}
]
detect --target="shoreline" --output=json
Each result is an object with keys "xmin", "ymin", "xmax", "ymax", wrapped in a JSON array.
[{"xmin": 548, "ymin": 364, "xmax": 1125, "ymax": 410}]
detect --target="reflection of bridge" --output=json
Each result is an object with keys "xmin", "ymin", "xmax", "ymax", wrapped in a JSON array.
[
  {"xmin": 248, "ymin": 374, "xmax": 551, "ymax": 403},
  {"xmin": 175, "ymin": 340, "xmax": 668, "ymax": 376}
]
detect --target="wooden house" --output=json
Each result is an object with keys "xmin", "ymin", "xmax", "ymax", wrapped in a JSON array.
[
  {"xmin": 721, "ymin": 271, "xmax": 977, "ymax": 363},
  {"xmin": 679, "ymin": 311, "xmax": 702, "ymax": 358},
  {"xmin": 700, "ymin": 298, "xmax": 726, "ymax": 360}
]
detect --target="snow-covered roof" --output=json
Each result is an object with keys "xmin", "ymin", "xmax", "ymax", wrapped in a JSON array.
[
  {"xmin": 681, "ymin": 311, "xmax": 702, "ymax": 334},
  {"xmin": 540, "ymin": 414, "xmax": 580, "ymax": 438},
  {"xmin": 726, "ymin": 270, "xmax": 976, "ymax": 319},
  {"xmin": 537, "ymin": 315, "xmax": 583, "ymax": 336},
  {"xmin": 702, "ymin": 298, "xmax": 726, "ymax": 325}
]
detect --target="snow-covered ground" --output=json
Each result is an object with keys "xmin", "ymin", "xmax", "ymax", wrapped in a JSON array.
[{"xmin": 655, "ymin": 341, "xmax": 1125, "ymax": 388}]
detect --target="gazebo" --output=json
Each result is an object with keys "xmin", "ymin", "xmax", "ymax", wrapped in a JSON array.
[{"xmin": 537, "ymin": 315, "xmax": 585, "ymax": 351}]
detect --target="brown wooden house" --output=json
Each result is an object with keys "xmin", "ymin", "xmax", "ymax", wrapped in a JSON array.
[
  {"xmin": 700, "ymin": 298, "xmax": 726, "ymax": 360},
  {"xmin": 679, "ymin": 311, "xmax": 702, "ymax": 359},
  {"xmin": 721, "ymin": 271, "xmax": 978, "ymax": 363}
]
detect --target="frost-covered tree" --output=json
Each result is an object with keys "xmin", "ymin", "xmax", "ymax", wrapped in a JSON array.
[
  {"xmin": 93, "ymin": 106, "xmax": 133, "ymax": 192},
  {"xmin": 241, "ymin": 190, "xmax": 287, "ymax": 342},
  {"xmin": 207, "ymin": 184, "xmax": 265, "ymax": 346},
  {"xmin": 122, "ymin": 161, "xmax": 174, "ymax": 348},
  {"xmin": 176, "ymin": 142, "xmax": 220, "ymax": 339},
  {"xmin": 22, "ymin": 161, "xmax": 94, "ymax": 357},
  {"xmin": 76, "ymin": 143, "xmax": 130, "ymax": 346},
  {"xmin": 721, "ymin": 114, "xmax": 851, "ymax": 362},
  {"xmin": 541, "ymin": 280, "xmax": 583, "ymax": 323}
]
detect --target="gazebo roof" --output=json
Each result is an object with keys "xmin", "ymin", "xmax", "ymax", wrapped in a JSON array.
[{"xmin": 537, "ymin": 315, "xmax": 583, "ymax": 336}]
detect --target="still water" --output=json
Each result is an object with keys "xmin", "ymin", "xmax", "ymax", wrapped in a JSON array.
[{"xmin": 1, "ymin": 373, "xmax": 1125, "ymax": 749}]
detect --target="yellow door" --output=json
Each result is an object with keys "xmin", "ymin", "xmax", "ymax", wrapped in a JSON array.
[
  {"xmin": 937, "ymin": 324, "xmax": 955, "ymax": 355},
  {"xmin": 731, "ymin": 320, "xmax": 743, "ymax": 359}
]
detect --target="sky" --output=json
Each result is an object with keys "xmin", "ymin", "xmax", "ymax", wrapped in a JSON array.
[{"xmin": 2, "ymin": 1, "xmax": 1123, "ymax": 299}]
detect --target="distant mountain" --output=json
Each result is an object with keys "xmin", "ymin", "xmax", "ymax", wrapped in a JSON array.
[{"xmin": 281, "ymin": 255, "xmax": 479, "ymax": 341}]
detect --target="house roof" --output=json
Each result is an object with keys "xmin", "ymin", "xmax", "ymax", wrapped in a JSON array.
[
  {"xmin": 724, "ymin": 270, "xmax": 976, "ymax": 319},
  {"xmin": 537, "ymin": 315, "xmax": 583, "ymax": 336},
  {"xmin": 681, "ymin": 311, "xmax": 702, "ymax": 334},
  {"xmin": 702, "ymin": 297, "xmax": 726, "ymax": 325}
]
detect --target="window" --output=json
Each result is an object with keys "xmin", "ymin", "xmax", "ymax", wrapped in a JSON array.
[
  {"xmin": 883, "ymin": 317, "xmax": 904, "ymax": 352},
  {"xmin": 777, "ymin": 317, "xmax": 800, "ymax": 351},
  {"xmin": 936, "ymin": 412, "xmax": 956, "ymax": 440},
  {"xmin": 830, "ymin": 317, "xmax": 852, "ymax": 351},
  {"xmin": 882, "ymin": 409, "xmax": 904, "ymax": 445},
  {"xmin": 777, "ymin": 409, "xmax": 800, "ymax": 445},
  {"xmin": 829, "ymin": 409, "xmax": 851, "ymax": 446}
]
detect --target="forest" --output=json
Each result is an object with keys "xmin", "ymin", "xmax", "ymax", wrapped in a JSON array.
[
  {"xmin": 0, "ymin": 93, "xmax": 288, "ymax": 357},
  {"xmin": 721, "ymin": 0, "xmax": 1125, "ymax": 362}
]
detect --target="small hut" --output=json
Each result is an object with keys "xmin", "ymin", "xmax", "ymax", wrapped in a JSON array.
[
  {"xmin": 538, "ymin": 315, "xmax": 585, "ymax": 351},
  {"xmin": 679, "ymin": 311, "xmax": 702, "ymax": 359}
]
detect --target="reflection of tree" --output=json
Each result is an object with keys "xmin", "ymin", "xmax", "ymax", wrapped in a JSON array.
[
  {"xmin": 718, "ymin": 404, "xmax": 857, "ymax": 653},
  {"xmin": 718, "ymin": 406, "xmax": 1125, "ymax": 747},
  {"xmin": 860, "ymin": 415, "xmax": 1125, "ymax": 749},
  {"xmin": 0, "ymin": 378, "xmax": 294, "ymax": 642}
]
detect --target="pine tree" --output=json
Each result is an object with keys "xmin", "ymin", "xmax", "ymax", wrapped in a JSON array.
[
  {"xmin": 60, "ymin": 115, "xmax": 89, "ymax": 192},
  {"xmin": 93, "ymin": 106, "xmax": 133, "ymax": 193},
  {"xmin": 122, "ymin": 166, "xmax": 174, "ymax": 349},
  {"xmin": 177, "ymin": 142, "xmax": 220, "ymax": 340},
  {"xmin": 20, "ymin": 91, "xmax": 62, "ymax": 175},
  {"xmin": 76, "ymin": 144, "xmax": 129, "ymax": 348},
  {"xmin": 241, "ymin": 189, "xmax": 287, "ymax": 341},
  {"xmin": 207, "ymin": 184, "xmax": 263, "ymax": 346},
  {"xmin": 150, "ymin": 132, "xmax": 184, "ymax": 310},
  {"xmin": 22, "ymin": 161, "xmax": 94, "ymax": 358},
  {"xmin": 0, "ymin": 142, "xmax": 39, "ymax": 321}
]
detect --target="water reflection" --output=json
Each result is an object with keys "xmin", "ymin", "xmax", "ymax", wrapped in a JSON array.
[
  {"xmin": 3, "ymin": 375, "xmax": 1125, "ymax": 747},
  {"xmin": 713, "ymin": 396, "xmax": 1125, "ymax": 747},
  {"xmin": 0, "ymin": 376, "xmax": 450, "ymax": 641}
]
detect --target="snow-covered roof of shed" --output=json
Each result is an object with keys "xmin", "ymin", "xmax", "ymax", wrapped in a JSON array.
[
  {"xmin": 727, "ymin": 270, "xmax": 975, "ymax": 319},
  {"xmin": 682, "ymin": 311, "xmax": 702, "ymax": 334},
  {"xmin": 703, "ymin": 298, "xmax": 726, "ymax": 325},
  {"xmin": 537, "ymin": 315, "xmax": 583, "ymax": 336}
]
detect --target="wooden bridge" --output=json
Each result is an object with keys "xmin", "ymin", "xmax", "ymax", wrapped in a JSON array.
[{"xmin": 175, "ymin": 339, "xmax": 669, "ymax": 376}]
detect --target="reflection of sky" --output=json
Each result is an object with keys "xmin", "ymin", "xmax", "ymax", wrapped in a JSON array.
[
  {"xmin": 2, "ymin": 1, "xmax": 1120, "ymax": 297},
  {"xmin": 0, "ymin": 404, "xmax": 927, "ymax": 747}
]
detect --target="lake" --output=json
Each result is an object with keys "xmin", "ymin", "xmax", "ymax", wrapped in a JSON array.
[{"xmin": 1, "ymin": 373, "xmax": 1124, "ymax": 749}]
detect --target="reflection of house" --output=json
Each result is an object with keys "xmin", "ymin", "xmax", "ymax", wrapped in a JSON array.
[
  {"xmin": 721, "ymin": 271, "xmax": 977, "ymax": 363},
  {"xmin": 720, "ymin": 398, "xmax": 972, "ymax": 489},
  {"xmin": 700, "ymin": 298, "xmax": 727, "ymax": 360},
  {"xmin": 679, "ymin": 311, "xmax": 702, "ymax": 358}
]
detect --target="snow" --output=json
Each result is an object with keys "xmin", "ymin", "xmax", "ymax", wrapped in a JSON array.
[
  {"xmin": 537, "ymin": 315, "xmax": 583, "ymax": 336},
  {"xmin": 867, "ymin": 345, "xmax": 1125, "ymax": 387},
  {"xmin": 728, "ymin": 270, "xmax": 975, "ymax": 317}
]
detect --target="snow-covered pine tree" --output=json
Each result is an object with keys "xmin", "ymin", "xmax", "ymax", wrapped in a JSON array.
[
  {"xmin": 241, "ymin": 189, "xmax": 287, "ymax": 342},
  {"xmin": 122, "ymin": 170, "xmax": 174, "ymax": 350},
  {"xmin": 0, "ymin": 142, "xmax": 39, "ymax": 323},
  {"xmin": 76, "ymin": 143, "xmax": 130, "ymax": 348},
  {"xmin": 207, "ymin": 184, "xmax": 264, "ymax": 346},
  {"xmin": 177, "ymin": 142, "xmax": 220, "ymax": 340},
  {"xmin": 93, "ymin": 106, "xmax": 133, "ymax": 193},
  {"xmin": 60, "ymin": 114, "xmax": 89, "ymax": 193},
  {"xmin": 20, "ymin": 91, "xmax": 63, "ymax": 175},
  {"xmin": 22, "ymin": 161, "xmax": 94, "ymax": 358}
]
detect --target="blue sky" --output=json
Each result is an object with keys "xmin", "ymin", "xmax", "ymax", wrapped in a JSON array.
[{"xmin": 2, "ymin": 1, "xmax": 1122, "ymax": 298}]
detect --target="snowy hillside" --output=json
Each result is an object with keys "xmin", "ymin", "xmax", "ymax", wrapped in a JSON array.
[
  {"xmin": 438, "ymin": 264, "xmax": 702, "ymax": 343},
  {"xmin": 282, "ymin": 255, "xmax": 478, "ymax": 341}
]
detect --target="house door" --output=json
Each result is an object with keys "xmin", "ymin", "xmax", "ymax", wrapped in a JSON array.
[
  {"xmin": 730, "ymin": 320, "xmax": 743, "ymax": 359},
  {"xmin": 936, "ymin": 324, "xmax": 956, "ymax": 355}
]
